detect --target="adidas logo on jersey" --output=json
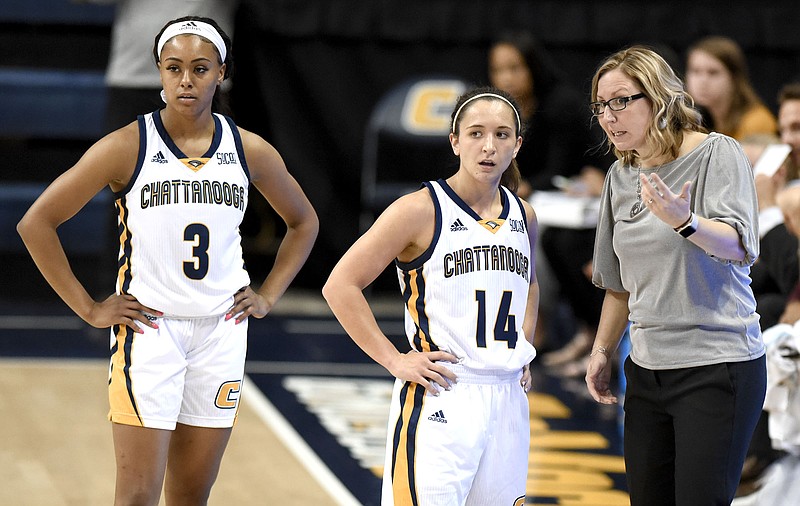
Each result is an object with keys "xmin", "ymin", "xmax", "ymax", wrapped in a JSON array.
[
  {"xmin": 450, "ymin": 219, "xmax": 468, "ymax": 232},
  {"xmin": 151, "ymin": 151, "xmax": 168, "ymax": 164},
  {"xmin": 428, "ymin": 410, "xmax": 447, "ymax": 423}
]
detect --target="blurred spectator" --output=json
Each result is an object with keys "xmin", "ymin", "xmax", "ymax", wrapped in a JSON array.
[
  {"xmin": 87, "ymin": 0, "xmax": 238, "ymax": 133},
  {"xmin": 686, "ymin": 35, "xmax": 778, "ymax": 140},
  {"xmin": 487, "ymin": 30, "xmax": 610, "ymax": 361},
  {"xmin": 778, "ymin": 83, "xmax": 800, "ymax": 176},
  {"xmin": 742, "ymin": 133, "xmax": 799, "ymax": 330},
  {"xmin": 736, "ymin": 82, "xmax": 800, "ymax": 492},
  {"xmin": 737, "ymin": 133, "xmax": 797, "ymax": 495},
  {"xmin": 733, "ymin": 188, "xmax": 800, "ymax": 504},
  {"xmin": 775, "ymin": 84, "xmax": 800, "ymax": 326},
  {"xmin": 486, "ymin": 30, "xmax": 606, "ymax": 197}
]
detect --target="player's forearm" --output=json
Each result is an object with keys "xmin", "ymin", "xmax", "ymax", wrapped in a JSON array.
[
  {"xmin": 522, "ymin": 281, "xmax": 539, "ymax": 346},
  {"xmin": 256, "ymin": 218, "xmax": 318, "ymax": 306},
  {"xmin": 323, "ymin": 283, "xmax": 401, "ymax": 372},
  {"xmin": 17, "ymin": 218, "xmax": 96, "ymax": 320}
]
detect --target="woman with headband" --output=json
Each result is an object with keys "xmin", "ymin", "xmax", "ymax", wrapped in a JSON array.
[
  {"xmin": 324, "ymin": 86, "xmax": 538, "ymax": 504},
  {"xmin": 17, "ymin": 16, "xmax": 318, "ymax": 504}
]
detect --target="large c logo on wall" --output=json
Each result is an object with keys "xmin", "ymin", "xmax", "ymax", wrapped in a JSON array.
[{"xmin": 401, "ymin": 80, "xmax": 467, "ymax": 135}]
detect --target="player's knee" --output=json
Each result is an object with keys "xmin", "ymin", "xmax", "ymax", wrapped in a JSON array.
[
  {"xmin": 164, "ymin": 479, "xmax": 215, "ymax": 506},
  {"xmin": 114, "ymin": 485, "xmax": 163, "ymax": 506}
]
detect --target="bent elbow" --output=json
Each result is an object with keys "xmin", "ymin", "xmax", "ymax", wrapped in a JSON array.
[
  {"xmin": 321, "ymin": 277, "xmax": 338, "ymax": 306},
  {"xmin": 16, "ymin": 212, "xmax": 34, "ymax": 244}
]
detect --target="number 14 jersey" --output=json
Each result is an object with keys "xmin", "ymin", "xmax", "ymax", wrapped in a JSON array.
[{"xmin": 396, "ymin": 179, "xmax": 536, "ymax": 372}]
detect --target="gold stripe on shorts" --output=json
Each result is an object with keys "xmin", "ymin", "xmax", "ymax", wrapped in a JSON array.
[
  {"xmin": 108, "ymin": 324, "xmax": 143, "ymax": 426},
  {"xmin": 390, "ymin": 381, "xmax": 425, "ymax": 506}
]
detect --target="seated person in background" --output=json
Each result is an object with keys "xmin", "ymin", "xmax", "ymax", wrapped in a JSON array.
[
  {"xmin": 686, "ymin": 35, "xmax": 778, "ymax": 141},
  {"xmin": 487, "ymin": 30, "xmax": 611, "ymax": 361},
  {"xmin": 91, "ymin": 0, "xmax": 238, "ymax": 133},
  {"xmin": 737, "ymin": 133, "xmax": 797, "ymax": 493},
  {"xmin": 741, "ymin": 133, "xmax": 799, "ymax": 330},
  {"xmin": 775, "ymin": 83, "xmax": 800, "ymax": 326},
  {"xmin": 487, "ymin": 30, "xmax": 607, "ymax": 198}
]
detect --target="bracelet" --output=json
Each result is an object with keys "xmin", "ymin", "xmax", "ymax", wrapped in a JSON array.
[
  {"xmin": 673, "ymin": 213, "xmax": 693, "ymax": 231},
  {"xmin": 590, "ymin": 345, "xmax": 610, "ymax": 358},
  {"xmin": 674, "ymin": 212, "xmax": 699, "ymax": 238}
]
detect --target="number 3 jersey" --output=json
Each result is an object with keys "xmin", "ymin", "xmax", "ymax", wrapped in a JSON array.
[
  {"xmin": 114, "ymin": 110, "xmax": 251, "ymax": 317},
  {"xmin": 396, "ymin": 179, "xmax": 537, "ymax": 372}
]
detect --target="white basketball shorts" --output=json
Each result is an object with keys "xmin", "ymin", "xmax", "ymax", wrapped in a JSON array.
[
  {"xmin": 108, "ymin": 314, "xmax": 247, "ymax": 430},
  {"xmin": 382, "ymin": 363, "xmax": 529, "ymax": 506}
]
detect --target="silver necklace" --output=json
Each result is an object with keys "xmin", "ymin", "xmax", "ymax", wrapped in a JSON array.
[{"xmin": 630, "ymin": 164, "xmax": 660, "ymax": 218}]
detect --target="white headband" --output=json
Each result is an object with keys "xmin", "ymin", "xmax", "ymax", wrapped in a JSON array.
[
  {"xmin": 157, "ymin": 20, "xmax": 226, "ymax": 63},
  {"xmin": 451, "ymin": 93, "xmax": 521, "ymax": 134}
]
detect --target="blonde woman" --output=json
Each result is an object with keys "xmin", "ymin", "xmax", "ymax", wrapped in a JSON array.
[{"xmin": 585, "ymin": 46, "xmax": 766, "ymax": 505}]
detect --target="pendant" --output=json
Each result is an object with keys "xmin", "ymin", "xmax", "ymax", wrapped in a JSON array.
[{"xmin": 630, "ymin": 199, "xmax": 643, "ymax": 218}]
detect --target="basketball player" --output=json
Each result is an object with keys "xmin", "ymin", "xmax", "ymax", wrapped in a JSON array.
[
  {"xmin": 17, "ymin": 16, "xmax": 318, "ymax": 505},
  {"xmin": 323, "ymin": 87, "xmax": 538, "ymax": 505}
]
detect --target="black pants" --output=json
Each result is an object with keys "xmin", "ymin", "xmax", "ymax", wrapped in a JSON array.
[{"xmin": 623, "ymin": 355, "xmax": 766, "ymax": 506}]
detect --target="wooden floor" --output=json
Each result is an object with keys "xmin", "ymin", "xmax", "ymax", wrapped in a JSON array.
[
  {"xmin": 0, "ymin": 291, "xmax": 629, "ymax": 505},
  {"xmin": 0, "ymin": 358, "xmax": 340, "ymax": 506}
]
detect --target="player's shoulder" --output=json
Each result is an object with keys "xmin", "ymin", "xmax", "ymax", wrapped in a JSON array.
[
  {"xmin": 82, "ymin": 120, "xmax": 140, "ymax": 169},
  {"xmin": 230, "ymin": 124, "xmax": 272, "ymax": 153},
  {"xmin": 370, "ymin": 187, "xmax": 436, "ymax": 237},
  {"xmin": 390, "ymin": 187, "xmax": 436, "ymax": 218},
  {"xmin": 230, "ymin": 125, "xmax": 285, "ymax": 176}
]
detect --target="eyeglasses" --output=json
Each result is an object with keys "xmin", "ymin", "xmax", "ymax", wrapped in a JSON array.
[{"xmin": 589, "ymin": 93, "xmax": 646, "ymax": 116}]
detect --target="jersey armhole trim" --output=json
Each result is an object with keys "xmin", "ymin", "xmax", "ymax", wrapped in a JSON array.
[
  {"xmin": 507, "ymin": 186, "xmax": 528, "ymax": 231},
  {"xmin": 114, "ymin": 113, "xmax": 148, "ymax": 198},
  {"xmin": 222, "ymin": 114, "xmax": 251, "ymax": 182},
  {"xmin": 395, "ymin": 180, "xmax": 442, "ymax": 271}
]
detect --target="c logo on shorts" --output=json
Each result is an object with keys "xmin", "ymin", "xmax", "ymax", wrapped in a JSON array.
[
  {"xmin": 513, "ymin": 496, "xmax": 525, "ymax": 506},
  {"xmin": 215, "ymin": 380, "xmax": 241, "ymax": 409}
]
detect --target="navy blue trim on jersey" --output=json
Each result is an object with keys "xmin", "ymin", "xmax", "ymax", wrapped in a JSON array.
[
  {"xmin": 401, "ymin": 268, "xmax": 439, "ymax": 353},
  {"xmin": 114, "ymin": 114, "xmax": 149, "ymax": 199},
  {"xmin": 222, "ymin": 114, "xmax": 251, "ymax": 182},
  {"xmin": 396, "ymin": 181, "xmax": 443, "ymax": 271},
  {"xmin": 405, "ymin": 384, "xmax": 425, "ymax": 506},
  {"xmin": 438, "ymin": 178, "xmax": 510, "ymax": 222},
  {"xmin": 153, "ymin": 109, "xmax": 223, "ymax": 160},
  {"xmin": 507, "ymin": 187, "xmax": 528, "ymax": 231},
  {"xmin": 116, "ymin": 198, "xmax": 133, "ymax": 295}
]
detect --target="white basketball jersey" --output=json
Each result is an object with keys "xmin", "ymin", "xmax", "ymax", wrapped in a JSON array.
[
  {"xmin": 115, "ymin": 111, "xmax": 250, "ymax": 317},
  {"xmin": 396, "ymin": 180, "xmax": 536, "ymax": 371}
]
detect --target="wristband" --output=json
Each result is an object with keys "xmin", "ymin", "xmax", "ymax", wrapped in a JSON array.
[
  {"xmin": 674, "ymin": 212, "xmax": 698, "ymax": 238},
  {"xmin": 590, "ymin": 345, "xmax": 610, "ymax": 358}
]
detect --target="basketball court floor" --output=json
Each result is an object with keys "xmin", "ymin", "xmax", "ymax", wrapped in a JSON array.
[{"xmin": 0, "ymin": 290, "xmax": 629, "ymax": 505}]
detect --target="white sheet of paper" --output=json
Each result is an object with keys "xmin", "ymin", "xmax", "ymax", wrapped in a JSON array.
[
  {"xmin": 753, "ymin": 144, "xmax": 792, "ymax": 177},
  {"xmin": 529, "ymin": 191, "xmax": 600, "ymax": 229}
]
